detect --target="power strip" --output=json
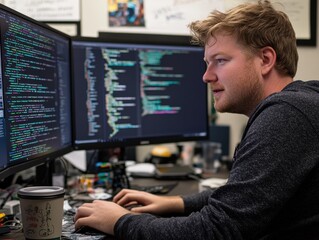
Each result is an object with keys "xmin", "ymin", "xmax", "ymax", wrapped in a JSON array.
[{"xmin": 3, "ymin": 200, "xmax": 20, "ymax": 215}]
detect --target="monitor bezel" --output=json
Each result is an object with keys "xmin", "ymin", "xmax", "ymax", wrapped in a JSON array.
[
  {"xmin": 71, "ymin": 34, "xmax": 209, "ymax": 150},
  {"xmin": 98, "ymin": 32, "xmax": 194, "ymax": 46},
  {"xmin": 0, "ymin": 4, "xmax": 73, "ymax": 181}
]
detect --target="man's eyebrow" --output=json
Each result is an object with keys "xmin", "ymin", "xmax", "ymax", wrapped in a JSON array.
[{"xmin": 204, "ymin": 52, "xmax": 226, "ymax": 62}]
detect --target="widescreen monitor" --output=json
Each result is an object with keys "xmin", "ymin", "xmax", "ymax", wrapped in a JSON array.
[
  {"xmin": 71, "ymin": 33, "xmax": 209, "ymax": 150},
  {"xmin": 0, "ymin": 4, "xmax": 73, "ymax": 180}
]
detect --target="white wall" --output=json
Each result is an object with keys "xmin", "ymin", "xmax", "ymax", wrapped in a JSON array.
[{"xmin": 80, "ymin": 0, "xmax": 319, "ymax": 161}]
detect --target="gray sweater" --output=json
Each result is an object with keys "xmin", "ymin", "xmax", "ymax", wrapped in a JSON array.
[{"xmin": 114, "ymin": 80, "xmax": 319, "ymax": 240}]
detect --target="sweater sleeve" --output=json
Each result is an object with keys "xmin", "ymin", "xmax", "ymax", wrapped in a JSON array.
[
  {"xmin": 182, "ymin": 190, "xmax": 214, "ymax": 214},
  {"xmin": 114, "ymin": 102, "xmax": 319, "ymax": 240},
  {"xmin": 114, "ymin": 209, "xmax": 241, "ymax": 240}
]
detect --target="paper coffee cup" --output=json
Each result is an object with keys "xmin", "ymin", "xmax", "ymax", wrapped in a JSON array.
[{"xmin": 18, "ymin": 186, "xmax": 65, "ymax": 240}]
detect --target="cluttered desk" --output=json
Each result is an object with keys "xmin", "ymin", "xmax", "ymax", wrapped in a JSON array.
[{"xmin": 0, "ymin": 158, "xmax": 229, "ymax": 240}]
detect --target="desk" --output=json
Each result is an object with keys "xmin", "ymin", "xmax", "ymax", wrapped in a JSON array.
[
  {"xmin": 4, "ymin": 172, "xmax": 228, "ymax": 239},
  {"xmin": 130, "ymin": 166, "xmax": 229, "ymax": 196}
]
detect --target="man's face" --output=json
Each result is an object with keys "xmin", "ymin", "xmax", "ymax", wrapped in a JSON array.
[{"xmin": 203, "ymin": 34, "xmax": 264, "ymax": 116}]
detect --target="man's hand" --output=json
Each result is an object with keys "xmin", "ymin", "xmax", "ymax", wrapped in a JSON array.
[
  {"xmin": 74, "ymin": 200, "xmax": 131, "ymax": 235},
  {"xmin": 113, "ymin": 189, "xmax": 184, "ymax": 215}
]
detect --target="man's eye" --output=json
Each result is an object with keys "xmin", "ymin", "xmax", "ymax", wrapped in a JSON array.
[{"xmin": 216, "ymin": 59, "xmax": 226, "ymax": 64}]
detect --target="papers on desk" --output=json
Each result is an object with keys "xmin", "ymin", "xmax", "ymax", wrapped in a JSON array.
[
  {"xmin": 199, "ymin": 178, "xmax": 228, "ymax": 192},
  {"xmin": 126, "ymin": 163, "xmax": 156, "ymax": 177},
  {"xmin": 63, "ymin": 150, "xmax": 87, "ymax": 172}
]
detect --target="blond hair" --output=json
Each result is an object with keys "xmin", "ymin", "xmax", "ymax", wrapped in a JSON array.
[{"xmin": 188, "ymin": 0, "xmax": 298, "ymax": 77}]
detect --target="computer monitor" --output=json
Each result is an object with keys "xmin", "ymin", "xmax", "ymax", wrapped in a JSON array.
[
  {"xmin": 209, "ymin": 125, "xmax": 230, "ymax": 157},
  {"xmin": 0, "ymin": 4, "xmax": 73, "ymax": 181},
  {"xmin": 71, "ymin": 33, "xmax": 209, "ymax": 151}
]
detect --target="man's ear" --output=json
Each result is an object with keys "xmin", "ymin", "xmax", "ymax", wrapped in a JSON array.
[{"xmin": 259, "ymin": 46, "xmax": 276, "ymax": 76}]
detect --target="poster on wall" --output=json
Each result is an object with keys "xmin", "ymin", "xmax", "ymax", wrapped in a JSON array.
[
  {"xmin": 103, "ymin": 0, "xmax": 316, "ymax": 45},
  {"xmin": 3, "ymin": 0, "xmax": 80, "ymax": 21},
  {"xmin": 108, "ymin": 0, "xmax": 145, "ymax": 27},
  {"xmin": 106, "ymin": 0, "xmax": 225, "ymax": 34},
  {"xmin": 225, "ymin": 0, "xmax": 314, "ymax": 42}
]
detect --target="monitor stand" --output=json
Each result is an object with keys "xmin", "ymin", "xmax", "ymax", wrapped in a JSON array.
[{"xmin": 35, "ymin": 161, "xmax": 54, "ymax": 186}]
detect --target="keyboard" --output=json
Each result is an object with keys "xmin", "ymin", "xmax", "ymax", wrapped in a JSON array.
[
  {"xmin": 60, "ymin": 182, "xmax": 178, "ymax": 239},
  {"xmin": 62, "ymin": 208, "xmax": 115, "ymax": 240}
]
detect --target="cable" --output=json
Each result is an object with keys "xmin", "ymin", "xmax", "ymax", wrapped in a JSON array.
[
  {"xmin": 3, "ymin": 218, "xmax": 23, "ymax": 233},
  {"xmin": 57, "ymin": 157, "xmax": 69, "ymax": 179},
  {"xmin": 0, "ymin": 190, "xmax": 14, "ymax": 210},
  {"xmin": 187, "ymin": 173, "xmax": 202, "ymax": 182}
]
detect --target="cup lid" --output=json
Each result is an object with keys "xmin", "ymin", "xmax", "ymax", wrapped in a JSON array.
[{"xmin": 18, "ymin": 186, "xmax": 65, "ymax": 197}]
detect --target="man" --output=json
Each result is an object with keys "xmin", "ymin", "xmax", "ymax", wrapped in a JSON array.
[{"xmin": 74, "ymin": 1, "xmax": 319, "ymax": 239}]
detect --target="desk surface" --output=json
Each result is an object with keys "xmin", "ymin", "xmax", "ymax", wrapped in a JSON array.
[{"xmin": 4, "ymin": 172, "xmax": 228, "ymax": 239}]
